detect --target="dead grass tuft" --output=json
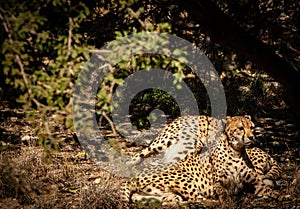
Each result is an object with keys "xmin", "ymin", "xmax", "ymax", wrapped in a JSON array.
[
  {"xmin": 0, "ymin": 144, "xmax": 299, "ymax": 208},
  {"xmin": 0, "ymin": 146, "xmax": 127, "ymax": 208}
]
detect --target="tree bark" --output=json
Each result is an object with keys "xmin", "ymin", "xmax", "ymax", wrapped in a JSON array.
[{"xmin": 181, "ymin": 0, "xmax": 300, "ymax": 121}]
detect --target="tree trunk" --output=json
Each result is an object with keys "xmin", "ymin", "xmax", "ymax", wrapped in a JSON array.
[{"xmin": 181, "ymin": 0, "xmax": 300, "ymax": 122}]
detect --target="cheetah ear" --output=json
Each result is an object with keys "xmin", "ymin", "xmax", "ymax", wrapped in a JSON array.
[
  {"xmin": 221, "ymin": 118, "xmax": 227, "ymax": 124},
  {"xmin": 244, "ymin": 115, "xmax": 251, "ymax": 120},
  {"xmin": 224, "ymin": 116, "xmax": 231, "ymax": 126},
  {"xmin": 226, "ymin": 116, "xmax": 231, "ymax": 121}
]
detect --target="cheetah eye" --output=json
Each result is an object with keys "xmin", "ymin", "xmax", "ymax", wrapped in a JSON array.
[{"xmin": 238, "ymin": 126, "xmax": 244, "ymax": 130}]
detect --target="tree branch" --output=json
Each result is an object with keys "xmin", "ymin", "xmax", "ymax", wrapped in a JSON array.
[
  {"xmin": 181, "ymin": 0, "xmax": 300, "ymax": 119},
  {"xmin": 0, "ymin": 11, "xmax": 32, "ymax": 101},
  {"xmin": 101, "ymin": 110, "xmax": 117, "ymax": 136}
]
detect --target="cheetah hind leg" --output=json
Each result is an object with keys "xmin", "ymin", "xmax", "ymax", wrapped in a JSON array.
[
  {"xmin": 131, "ymin": 192, "xmax": 183, "ymax": 206},
  {"xmin": 161, "ymin": 193, "xmax": 184, "ymax": 206},
  {"xmin": 193, "ymin": 196, "xmax": 218, "ymax": 207},
  {"xmin": 126, "ymin": 148, "xmax": 153, "ymax": 165},
  {"xmin": 163, "ymin": 194, "xmax": 218, "ymax": 207},
  {"xmin": 171, "ymin": 197, "xmax": 218, "ymax": 207}
]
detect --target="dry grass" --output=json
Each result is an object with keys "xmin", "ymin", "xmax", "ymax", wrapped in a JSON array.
[
  {"xmin": 0, "ymin": 145, "xmax": 128, "ymax": 209},
  {"xmin": 0, "ymin": 113, "xmax": 299, "ymax": 209},
  {"xmin": 0, "ymin": 143, "xmax": 299, "ymax": 209}
]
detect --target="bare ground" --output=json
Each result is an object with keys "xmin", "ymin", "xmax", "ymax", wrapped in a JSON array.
[{"xmin": 0, "ymin": 108, "xmax": 299, "ymax": 209}]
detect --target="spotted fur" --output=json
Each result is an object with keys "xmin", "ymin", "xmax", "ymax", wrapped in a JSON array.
[
  {"xmin": 128, "ymin": 115, "xmax": 224, "ymax": 165},
  {"xmin": 121, "ymin": 116, "xmax": 281, "ymax": 206}
]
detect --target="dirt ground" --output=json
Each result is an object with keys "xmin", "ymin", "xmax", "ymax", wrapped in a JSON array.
[{"xmin": 0, "ymin": 106, "xmax": 299, "ymax": 209}]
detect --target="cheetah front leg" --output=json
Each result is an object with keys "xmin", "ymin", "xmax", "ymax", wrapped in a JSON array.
[
  {"xmin": 254, "ymin": 181, "xmax": 276, "ymax": 197},
  {"xmin": 242, "ymin": 167, "xmax": 281, "ymax": 200}
]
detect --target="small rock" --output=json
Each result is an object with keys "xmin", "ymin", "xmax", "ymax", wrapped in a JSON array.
[{"xmin": 93, "ymin": 178, "xmax": 101, "ymax": 184}]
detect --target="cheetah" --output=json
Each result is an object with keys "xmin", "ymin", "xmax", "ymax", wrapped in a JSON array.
[
  {"xmin": 127, "ymin": 115, "xmax": 280, "ymax": 185},
  {"xmin": 128, "ymin": 115, "xmax": 224, "ymax": 165},
  {"xmin": 121, "ymin": 116, "xmax": 281, "ymax": 206}
]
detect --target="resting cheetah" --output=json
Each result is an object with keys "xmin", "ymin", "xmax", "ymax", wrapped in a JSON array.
[
  {"xmin": 121, "ymin": 116, "xmax": 280, "ymax": 206},
  {"xmin": 128, "ymin": 115, "xmax": 280, "ymax": 184},
  {"xmin": 128, "ymin": 115, "xmax": 224, "ymax": 165}
]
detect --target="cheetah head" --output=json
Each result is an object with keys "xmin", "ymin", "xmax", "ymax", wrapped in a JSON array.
[{"xmin": 225, "ymin": 115, "xmax": 255, "ymax": 151}]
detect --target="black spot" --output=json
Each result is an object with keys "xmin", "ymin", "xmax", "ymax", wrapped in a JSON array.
[{"xmin": 167, "ymin": 141, "xmax": 172, "ymax": 147}]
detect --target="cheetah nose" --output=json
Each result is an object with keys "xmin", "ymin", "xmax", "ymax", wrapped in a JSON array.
[{"xmin": 245, "ymin": 135, "xmax": 254, "ymax": 146}]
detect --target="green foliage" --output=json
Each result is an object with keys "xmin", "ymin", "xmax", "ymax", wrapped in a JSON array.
[
  {"xmin": 129, "ymin": 88, "xmax": 180, "ymax": 130},
  {"xmin": 95, "ymin": 20, "xmax": 193, "ymax": 131},
  {"xmin": 0, "ymin": 0, "xmax": 94, "ymax": 148},
  {"xmin": 0, "ymin": 0, "xmax": 291, "ymax": 148}
]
